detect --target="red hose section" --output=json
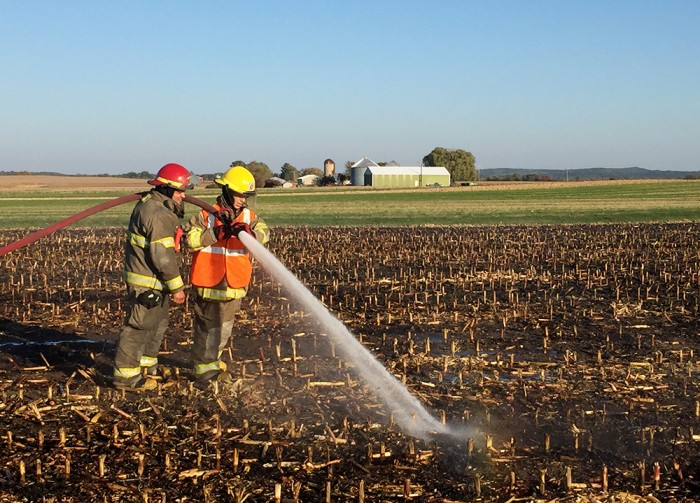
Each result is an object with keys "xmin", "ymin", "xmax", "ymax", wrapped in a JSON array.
[
  {"xmin": 0, "ymin": 193, "xmax": 142, "ymax": 257},
  {"xmin": 184, "ymin": 194, "xmax": 217, "ymax": 215},
  {"xmin": 0, "ymin": 193, "xmax": 219, "ymax": 257}
]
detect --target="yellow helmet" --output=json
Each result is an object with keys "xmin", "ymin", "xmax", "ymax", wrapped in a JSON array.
[{"xmin": 215, "ymin": 166, "xmax": 256, "ymax": 196}]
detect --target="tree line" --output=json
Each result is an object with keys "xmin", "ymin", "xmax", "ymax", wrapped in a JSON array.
[{"xmin": 1, "ymin": 147, "xmax": 481, "ymax": 185}]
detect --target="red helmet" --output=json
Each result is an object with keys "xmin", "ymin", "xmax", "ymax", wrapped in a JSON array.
[{"xmin": 148, "ymin": 163, "xmax": 194, "ymax": 191}]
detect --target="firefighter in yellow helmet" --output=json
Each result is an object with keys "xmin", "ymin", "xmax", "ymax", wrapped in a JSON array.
[
  {"xmin": 113, "ymin": 163, "xmax": 193, "ymax": 391},
  {"xmin": 183, "ymin": 166, "xmax": 270, "ymax": 387}
]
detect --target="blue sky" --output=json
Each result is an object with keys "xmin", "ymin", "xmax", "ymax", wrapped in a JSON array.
[{"xmin": 1, "ymin": 0, "xmax": 698, "ymax": 175}]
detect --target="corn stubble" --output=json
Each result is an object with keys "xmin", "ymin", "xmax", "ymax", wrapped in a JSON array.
[{"xmin": 0, "ymin": 223, "xmax": 699, "ymax": 502}]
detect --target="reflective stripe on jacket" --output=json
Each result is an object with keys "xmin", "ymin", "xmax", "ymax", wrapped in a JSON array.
[
  {"xmin": 185, "ymin": 201, "xmax": 270, "ymax": 301},
  {"xmin": 123, "ymin": 191, "xmax": 185, "ymax": 292},
  {"xmin": 190, "ymin": 206, "xmax": 253, "ymax": 288}
]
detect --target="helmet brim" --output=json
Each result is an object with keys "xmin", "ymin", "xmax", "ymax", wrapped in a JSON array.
[
  {"xmin": 215, "ymin": 178, "xmax": 255, "ymax": 196},
  {"xmin": 147, "ymin": 178, "xmax": 194, "ymax": 191}
]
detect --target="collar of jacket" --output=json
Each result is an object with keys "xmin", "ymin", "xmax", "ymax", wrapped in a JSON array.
[{"xmin": 147, "ymin": 189, "xmax": 185, "ymax": 218}]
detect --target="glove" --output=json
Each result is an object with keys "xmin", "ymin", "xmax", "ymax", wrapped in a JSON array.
[
  {"xmin": 230, "ymin": 221, "xmax": 252, "ymax": 237},
  {"xmin": 216, "ymin": 208, "xmax": 234, "ymax": 225},
  {"xmin": 213, "ymin": 225, "xmax": 232, "ymax": 241}
]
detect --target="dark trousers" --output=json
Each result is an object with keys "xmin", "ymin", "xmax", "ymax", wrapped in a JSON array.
[{"xmin": 113, "ymin": 287, "xmax": 169, "ymax": 385}]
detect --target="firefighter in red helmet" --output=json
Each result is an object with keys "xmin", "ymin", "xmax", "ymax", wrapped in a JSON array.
[{"xmin": 113, "ymin": 163, "xmax": 194, "ymax": 391}]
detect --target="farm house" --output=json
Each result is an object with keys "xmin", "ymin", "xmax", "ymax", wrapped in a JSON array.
[{"xmin": 347, "ymin": 157, "xmax": 451, "ymax": 187}]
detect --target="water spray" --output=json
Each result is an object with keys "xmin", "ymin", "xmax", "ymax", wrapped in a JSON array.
[{"xmin": 238, "ymin": 231, "xmax": 450, "ymax": 440}]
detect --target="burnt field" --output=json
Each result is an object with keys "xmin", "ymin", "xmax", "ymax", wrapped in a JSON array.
[{"xmin": 1, "ymin": 224, "xmax": 700, "ymax": 502}]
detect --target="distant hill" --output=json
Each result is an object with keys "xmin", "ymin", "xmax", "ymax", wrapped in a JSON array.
[{"xmin": 479, "ymin": 167, "xmax": 700, "ymax": 181}]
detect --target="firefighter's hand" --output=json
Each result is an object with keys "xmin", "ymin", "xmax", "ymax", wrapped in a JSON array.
[
  {"xmin": 216, "ymin": 208, "xmax": 234, "ymax": 224},
  {"xmin": 171, "ymin": 290, "xmax": 186, "ymax": 304},
  {"xmin": 213, "ymin": 225, "xmax": 232, "ymax": 241},
  {"xmin": 230, "ymin": 222, "xmax": 252, "ymax": 237}
]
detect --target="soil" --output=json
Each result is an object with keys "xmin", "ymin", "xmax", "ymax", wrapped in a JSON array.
[{"xmin": 1, "ymin": 224, "xmax": 699, "ymax": 502}]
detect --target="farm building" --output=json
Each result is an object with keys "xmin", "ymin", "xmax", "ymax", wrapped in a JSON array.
[
  {"xmin": 297, "ymin": 174, "xmax": 319, "ymax": 186},
  {"xmin": 348, "ymin": 157, "xmax": 378, "ymax": 186},
  {"xmin": 264, "ymin": 176, "xmax": 295, "ymax": 188},
  {"xmin": 323, "ymin": 159, "xmax": 335, "ymax": 177},
  {"xmin": 347, "ymin": 157, "xmax": 450, "ymax": 188},
  {"xmin": 365, "ymin": 166, "xmax": 451, "ymax": 188}
]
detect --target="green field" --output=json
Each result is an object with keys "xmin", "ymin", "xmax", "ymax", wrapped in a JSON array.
[{"xmin": 1, "ymin": 180, "xmax": 699, "ymax": 229}]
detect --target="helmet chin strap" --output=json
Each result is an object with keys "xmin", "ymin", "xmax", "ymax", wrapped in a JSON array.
[
  {"xmin": 222, "ymin": 187, "xmax": 248, "ymax": 209},
  {"xmin": 154, "ymin": 185, "xmax": 176, "ymax": 198},
  {"xmin": 222, "ymin": 187, "xmax": 234, "ymax": 207},
  {"xmin": 153, "ymin": 185, "xmax": 185, "ymax": 217}
]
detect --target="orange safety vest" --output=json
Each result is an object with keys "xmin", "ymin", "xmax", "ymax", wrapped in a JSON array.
[{"xmin": 190, "ymin": 205, "xmax": 254, "ymax": 289}]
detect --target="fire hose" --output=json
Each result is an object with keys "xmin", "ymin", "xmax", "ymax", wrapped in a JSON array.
[{"xmin": 0, "ymin": 193, "xmax": 219, "ymax": 257}]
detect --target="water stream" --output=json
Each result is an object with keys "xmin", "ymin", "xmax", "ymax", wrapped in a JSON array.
[{"xmin": 239, "ymin": 232, "xmax": 449, "ymax": 440}]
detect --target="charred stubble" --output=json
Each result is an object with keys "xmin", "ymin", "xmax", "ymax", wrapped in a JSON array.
[{"xmin": 0, "ymin": 223, "xmax": 699, "ymax": 501}]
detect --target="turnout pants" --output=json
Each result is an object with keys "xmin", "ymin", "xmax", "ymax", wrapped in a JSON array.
[
  {"xmin": 192, "ymin": 297, "xmax": 241, "ymax": 381},
  {"xmin": 113, "ymin": 287, "xmax": 169, "ymax": 386}
]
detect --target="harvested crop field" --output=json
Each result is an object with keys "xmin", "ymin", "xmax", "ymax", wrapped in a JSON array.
[
  {"xmin": 1, "ymin": 224, "xmax": 700, "ymax": 502},
  {"xmin": 0, "ymin": 175, "xmax": 151, "ymax": 192},
  {"xmin": 1, "ymin": 174, "xmax": 689, "ymax": 194}
]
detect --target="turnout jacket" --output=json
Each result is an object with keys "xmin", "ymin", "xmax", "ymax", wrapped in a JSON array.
[
  {"xmin": 184, "ymin": 196, "xmax": 270, "ymax": 301},
  {"xmin": 123, "ymin": 190, "xmax": 185, "ymax": 293}
]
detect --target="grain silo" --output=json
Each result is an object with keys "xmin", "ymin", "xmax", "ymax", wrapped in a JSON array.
[
  {"xmin": 323, "ymin": 159, "xmax": 335, "ymax": 177},
  {"xmin": 349, "ymin": 157, "xmax": 379, "ymax": 186}
]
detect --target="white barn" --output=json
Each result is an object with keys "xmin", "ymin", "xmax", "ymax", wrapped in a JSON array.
[
  {"xmin": 347, "ymin": 157, "xmax": 450, "ymax": 188},
  {"xmin": 297, "ymin": 174, "xmax": 319, "ymax": 186}
]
